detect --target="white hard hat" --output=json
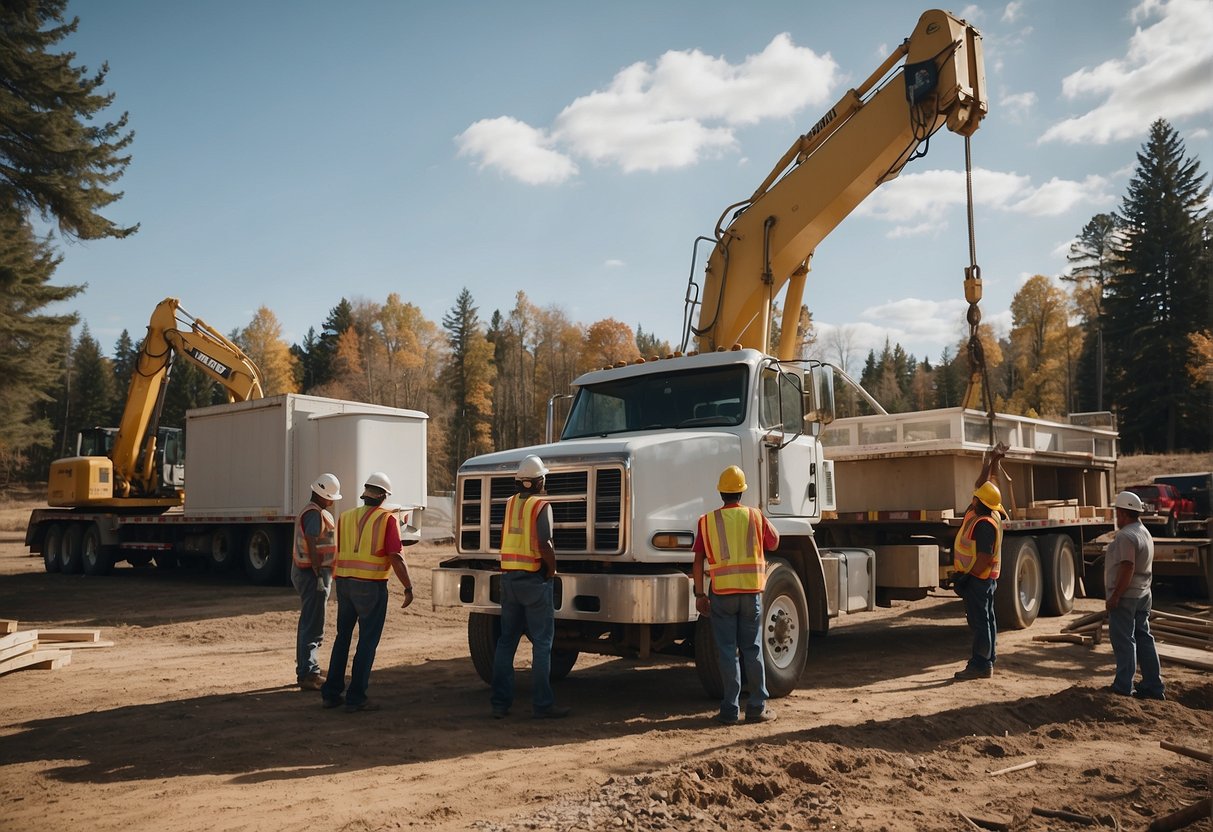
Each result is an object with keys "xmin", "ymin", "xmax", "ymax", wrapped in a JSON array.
[
  {"xmin": 516, "ymin": 455, "xmax": 548, "ymax": 480},
  {"xmin": 1114, "ymin": 490, "xmax": 1145, "ymax": 513},
  {"xmin": 362, "ymin": 471, "xmax": 393, "ymax": 497},
  {"xmin": 311, "ymin": 473, "xmax": 342, "ymax": 501}
]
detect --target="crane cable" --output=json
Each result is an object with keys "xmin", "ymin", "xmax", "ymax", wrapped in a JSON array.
[{"xmin": 962, "ymin": 134, "xmax": 996, "ymax": 448}]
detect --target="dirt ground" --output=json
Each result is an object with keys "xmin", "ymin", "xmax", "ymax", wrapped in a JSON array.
[{"xmin": 0, "ymin": 530, "xmax": 1210, "ymax": 832}]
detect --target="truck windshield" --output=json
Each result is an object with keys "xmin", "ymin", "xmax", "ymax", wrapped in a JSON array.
[{"xmin": 561, "ymin": 365, "xmax": 748, "ymax": 439}]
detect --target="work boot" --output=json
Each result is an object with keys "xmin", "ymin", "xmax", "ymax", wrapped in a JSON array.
[
  {"xmin": 953, "ymin": 666, "xmax": 993, "ymax": 681},
  {"xmin": 298, "ymin": 673, "xmax": 323, "ymax": 691},
  {"xmin": 1131, "ymin": 689, "xmax": 1166, "ymax": 701},
  {"xmin": 344, "ymin": 699, "xmax": 381, "ymax": 713},
  {"xmin": 531, "ymin": 705, "xmax": 571, "ymax": 719},
  {"xmin": 322, "ymin": 695, "xmax": 344, "ymax": 709},
  {"xmin": 745, "ymin": 706, "xmax": 777, "ymax": 723},
  {"xmin": 713, "ymin": 712, "xmax": 740, "ymax": 726}
]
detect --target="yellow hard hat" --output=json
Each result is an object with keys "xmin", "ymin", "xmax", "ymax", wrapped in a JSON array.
[
  {"xmin": 717, "ymin": 465, "xmax": 747, "ymax": 493},
  {"xmin": 974, "ymin": 481, "xmax": 1004, "ymax": 513}
]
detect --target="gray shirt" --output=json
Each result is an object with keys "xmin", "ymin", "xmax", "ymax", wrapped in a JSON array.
[{"xmin": 1104, "ymin": 518, "xmax": 1154, "ymax": 598}]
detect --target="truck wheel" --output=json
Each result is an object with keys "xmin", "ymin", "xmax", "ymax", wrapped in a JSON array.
[
  {"xmin": 244, "ymin": 525, "xmax": 284, "ymax": 585},
  {"xmin": 81, "ymin": 524, "xmax": 113, "ymax": 576},
  {"xmin": 468, "ymin": 612, "xmax": 500, "ymax": 685},
  {"xmin": 994, "ymin": 536, "xmax": 1041, "ymax": 630},
  {"xmin": 762, "ymin": 560, "xmax": 809, "ymax": 698},
  {"xmin": 693, "ymin": 615, "xmax": 723, "ymax": 700},
  {"xmin": 59, "ymin": 524, "xmax": 84, "ymax": 574},
  {"xmin": 550, "ymin": 649, "xmax": 579, "ymax": 681},
  {"xmin": 1039, "ymin": 534, "xmax": 1076, "ymax": 616},
  {"xmin": 42, "ymin": 524, "xmax": 64, "ymax": 573},
  {"xmin": 210, "ymin": 527, "xmax": 242, "ymax": 571}
]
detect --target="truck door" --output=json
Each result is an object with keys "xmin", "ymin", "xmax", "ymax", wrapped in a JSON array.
[{"xmin": 759, "ymin": 366, "xmax": 816, "ymax": 517}]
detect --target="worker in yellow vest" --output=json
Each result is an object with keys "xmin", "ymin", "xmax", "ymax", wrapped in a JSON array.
[
  {"xmin": 692, "ymin": 465, "xmax": 780, "ymax": 725},
  {"xmin": 321, "ymin": 471, "xmax": 416, "ymax": 713},
  {"xmin": 292, "ymin": 472, "xmax": 341, "ymax": 691},
  {"xmin": 490, "ymin": 455, "xmax": 570, "ymax": 720},
  {"xmin": 951, "ymin": 444, "xmax": 1006, "ymax": 681}
]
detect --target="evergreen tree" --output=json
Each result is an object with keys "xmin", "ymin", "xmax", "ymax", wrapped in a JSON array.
[
  {"xmin": 311, "ymin": 299, "xmax": 354, "ymax": 389},
  {"xmin": 66, "ymin": 325, "xmax": 116, "ymax": 440},
  {"xmin": 635, "ymin": 325, "xmax": 671, "ymax": 359},
  {"xmin": 0, "ymin": 211, "xmax": 78, "ymax": 478},
  {"xmin": 1064, "ymin": 213, "xmax": 1124, "ymax": 410},
  {"xmin": 441, "ymin": 288, "xmax": 495, "ymax": 488},
  {"xmin": 1, "ymin": 1, "xmax": 137, "ymax": 240},
  {"xmin": 109, "ymin": 329, "xmax": 137, "ymax": 423},
  {"xmin": 291, "ymin": 328, "xmax": 320, "ymax": 392},
  {"xmin": 1105, "ymin": 119, "xmax": 1211, "ymax": 452}
]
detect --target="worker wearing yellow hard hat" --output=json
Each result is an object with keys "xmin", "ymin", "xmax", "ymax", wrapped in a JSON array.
[
  {"xmin": 951, "ymin": 445, "xmax": 1007, "ymax": 682},
  {"xmin": 692, "ymin": 464, "xmax": 780, "ymax": 725}
]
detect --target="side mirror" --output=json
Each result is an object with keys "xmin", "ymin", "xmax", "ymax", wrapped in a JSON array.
[{"xmin": 804, "ymin": 365, "xmax": 835, "ymax": 426}]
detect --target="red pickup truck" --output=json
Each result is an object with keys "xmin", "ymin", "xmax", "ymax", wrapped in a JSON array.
[{"xmin": 1126, "ymin": 483, "xmax": 1196, "ymax": 537}]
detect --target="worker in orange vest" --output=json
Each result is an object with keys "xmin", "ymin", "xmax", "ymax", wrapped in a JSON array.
[
  {"xmin": 692, "ymin": 465, "xmax": 780, "ymax": 725},
  {"xmin": 490, "ymin": 455, "xmax": 570, "ymax": 719},
  {"xmin": 951, "ymin": 444, "xmax": 1006, "ymax": 681},
  {"xmin": 292, "ymin": 472, "xmax": 341, "ymax": 691}
]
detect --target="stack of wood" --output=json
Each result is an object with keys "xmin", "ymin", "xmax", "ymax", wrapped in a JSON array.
[
  {"xmin": 1010, "ymin": 499, "xmax": 1114, "ymax": 522},
  {"xmin": 1035, "ymin": 609, "xmax": 1212, "ymax": 672},
  {"xmin": 0, "ymin": 619, "xmax": 113, "ymax": 677}
]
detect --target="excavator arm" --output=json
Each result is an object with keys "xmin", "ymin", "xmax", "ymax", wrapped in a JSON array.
[
  {"xmin": 689, "ymin": 9, "xmax": 986, "ymax": 360},
  {"xmin": 109, "ymin": 297, "xmax": 265, "ymax": 498}
]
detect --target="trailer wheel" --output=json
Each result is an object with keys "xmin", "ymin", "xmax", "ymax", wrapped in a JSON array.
[
  {"xmin": 693, "ymin": 614, "xmax": 723, "ymax": 700},
  {"xmin": 1039, "ymin": 534, "xmax": 1076, "ymax": 616},
  {"xmin": 59, "ymin": 524, "xmax": 84, "ymax": 574},
  {"xmin": 81, "ymin": 523, "xmax": 113, "ymax": 576},
  {"xmin": 994, "ymin": 536, "xmax": 1041, "ymax": 630},
  {"xmin": 762, "ymin": 560, "xmax": 809, "ymax": 698},
  {"xmin": 210, "ymin": 527, "xmax": 242, "ymax": 571},
  {"xmin": 244, "ymin": 525, "xmax": 284, "ymax": 585},
  {"xmin": 42, "ymin": 524, "xmax": 64, "ymax": 573}
]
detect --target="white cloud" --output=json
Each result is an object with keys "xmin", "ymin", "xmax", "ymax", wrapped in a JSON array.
[
  {"xmin": 855, "ymin": 168, "xmax": 1115, "ymax": 235},
  {"xmin": 1001, "ymin": 91, "xmax": 1037, "ymax": 122},
  {"xmin": 1041, "ymin": 0, "xmax": 1213, "ymax": 144},
  {"xmin": 604, "ymin": 259, "xmax": 625, "ymax": 268},
  {"xmin": 455, "ymin": 117, "xmax": 577, "ymax": 185},
  {"xmin": 1001, "ymin": 2, "xmax": 1023, "ymax": 23},
  {"xmin": 458, "ymin": 34, "xmax": 839, "ymax": 183}
]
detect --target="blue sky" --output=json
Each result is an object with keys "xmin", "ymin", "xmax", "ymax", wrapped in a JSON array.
[{"xmin": 51, "ymin": 0, "xmax": 1212, "ymax": 373}]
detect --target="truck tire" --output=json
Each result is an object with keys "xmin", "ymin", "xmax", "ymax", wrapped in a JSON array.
[
  {"xmin": 693, "ymin": 614, "xmax": 723, "ymax": 700},
  {"xmin": 42, "ymin": 524, "xmax": 63, "ymax": 573},
  {"xmin": 210, "ymin": 527, "xmax": 242, "ymax": 572},
  {"xmin": 59, "ymin": 524, "xmax": 84, "ymax": 574},
  {"xmin": 81, "ymin": 523, "xmax": 114, "ymax": 576},
  {"xmin": 467, "ymin": 611, "xmax": 578, "ymax": 685},
  {"xmin": 244, "ymin": 525, "xmax": 285, "ymax": 585},
  {"xmin": 762, "ymin": 560, "xmax": 809, "ymax": 698},
  {"xmin": 1039, "ymin": 534, "xmax": 1076, "ymax": 616},
  {"xmin": 994, "ymin": 536, "xmax": 1041, "ymax": 630}
]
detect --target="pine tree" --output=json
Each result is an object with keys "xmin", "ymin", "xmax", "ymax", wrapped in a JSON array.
[
  {"xmin": 1063, "ymin": 213, "xmax": 1124, "ymax": 411},
  {"xmin": 441, "ymin": 288, "xmax": 495, "ymax": 488},
  {"xmin": 109, "ymin": 330, "xmax": 137, "ymax": 423},
  {"xmin": 66, "ymin": 325, "xmax": 116, "ymax": 440},
  {"xmin": 1105, "ymin": 120, "xmax": 1211, "ymax": 452}
]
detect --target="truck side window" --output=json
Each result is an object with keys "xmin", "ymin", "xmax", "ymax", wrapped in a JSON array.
[
  {"xmin": 760, "ymin": 369, "xmax": 781, "ymax": 429},
  {"xmin": 780, "ymin": 371, "xmax": 804, "ymax": 433}
]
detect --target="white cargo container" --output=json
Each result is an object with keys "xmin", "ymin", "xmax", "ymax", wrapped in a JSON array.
[{"xmin": 27, "ymin": 394, "xmax": 428, "ymax": 585}]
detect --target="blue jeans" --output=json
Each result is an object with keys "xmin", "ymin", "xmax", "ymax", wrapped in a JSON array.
[
  {"xmin": 961, "ymin": 576, "xmax": 997, "ymax": 671},
  {"xmin": 291, "ymin": 564, "xmax": 332, "ymax": 680},
  {"xmin": 322, "ymin": 578, "xmax": 388, "ymax": 707},
  {"xmin": 709, "ymin": 591, "xmax": 768, "ymax": 719},
  {"xmin": 491, "ymin": 571, "xmax": 556, "ymax": 715},
  {"xmin": 1108, "ymin": 592, "xmax": 1164, "ymax": 696}
]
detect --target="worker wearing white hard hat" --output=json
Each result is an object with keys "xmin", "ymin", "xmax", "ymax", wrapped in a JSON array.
[
  {"xmin": 490, "ymin": 455, "xmax": 571, "ymax": 720},
  {"xmin": 1103, "ymin": 491, "xmax": 1165, "ymax": 700},
  {"xmin": 323, "ymin": 471, "xmax": 416, "ymax": 713},
  {"xmin": 691, "ymin": 465, "xmax": 780, "ymax": 725},
  {"xmin": 291, "ymin": 473, "xmax": 342, "ymax": 690}
]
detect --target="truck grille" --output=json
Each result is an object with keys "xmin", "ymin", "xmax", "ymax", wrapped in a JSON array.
[{"xmin": 457, "ymin": 464, "xmax": 626, "ymax": 556}]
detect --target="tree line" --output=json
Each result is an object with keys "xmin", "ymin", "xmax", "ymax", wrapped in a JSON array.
[{"xmin": 2, "ymin": 3, "xmax": 1209, "ymax": 492}]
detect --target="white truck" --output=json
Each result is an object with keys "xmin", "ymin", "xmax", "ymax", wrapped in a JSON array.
[{"xmin": 431, "ymin": 9, "xmax": 1122, "ymax": 698}]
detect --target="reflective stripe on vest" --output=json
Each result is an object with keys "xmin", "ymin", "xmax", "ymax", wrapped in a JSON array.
[
  {"xmin": 334, "ymin": 505, "xmax": 394, "ymax": 581},
  {"xmin": 702, "ymin": 505, "xmax": 766, "ymax": 593},
  {"xmin": 292, "ymin": 504, "xmax": 337, "ymax": 569},
  {"xmin": 952, "ymin": 511, "xmax": 1004, "ymax": 579},
  {"xmin": 499, "ymin": 494, "xmax": 546, "ymax": 572}
]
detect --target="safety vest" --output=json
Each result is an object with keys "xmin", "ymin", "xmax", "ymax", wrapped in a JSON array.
[
  {"xmin": 499, "ymin": 494, "xmax": 547, "ymax": 572},
  {"xmin": 292, "ymin": 503, "xmax": 337, "ymax": 569},
  {"xmin": 952, "ymin": 510, "xmax": 1004, "ymax": 579},
  {"xmin": 334, "ymin": 505, "xmax": 396, "ymax": 581},
  {"xmin": 701, "ymin": 505, "xmax": 766, "ymax": 594}
]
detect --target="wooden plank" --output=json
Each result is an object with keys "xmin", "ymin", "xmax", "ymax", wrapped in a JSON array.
[
  {"xmin": 0, "ymin": 619, "xmax": 17, "ymax": 635},
  {"xmin": 1159, "ymin": 740, "xmax": 1213, "ymax": 764},
  {"xmin": 0, "ymin": 629, "xmax": 39, "ymax": 652},
  {"xmin": 30, "ymin": 628, "xmax": 101, "ymax": 643},
  {"xmin": 47, "ymin": 640, "xmax": 114, "ymax": 650},
  {"xmin": 1032, "ymin": 633, "xmax": 1093, "ymax": 645},
  {"xmin": 1063, "ymin": 610, "xmax": 1107, "ymax": 632},
  {"xmin": 1152, "ymin": 630, "xmax": 1212, "ymax": 651},
  {"xmin": 1157, "ymin": 644, "xmax": 1213, "ymax": 672},
  {"xmin": 1152, "ymin": 610, "xmax": 1212, "ymax": 627},
  {"xmin": 0, "ymin": 635, "xmax": 38, "ymax": 664},
  {"xmin": 0, "ymin": 648, "xmax": 71, "ymax": 676}
]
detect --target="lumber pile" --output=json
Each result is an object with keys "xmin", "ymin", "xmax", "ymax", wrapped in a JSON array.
[
  {"xmin": 1039, "ymin": 609, "xmax": 1212, "ymax": 671},
  {"xmin": 0, "ymin": 619, "xmax": 112, "ymax": 677},
  {"xmin": 1010, "ymin": 500, "xmax": 1114, "ymax": 522}
]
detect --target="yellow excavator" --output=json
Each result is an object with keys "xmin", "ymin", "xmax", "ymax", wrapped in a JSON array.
[{"xmin": 48, "ymin": 297, "xmax": 264, "ymax": 508}]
